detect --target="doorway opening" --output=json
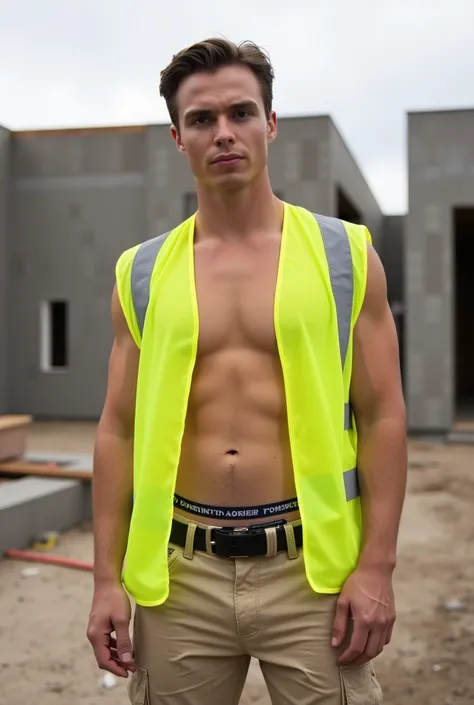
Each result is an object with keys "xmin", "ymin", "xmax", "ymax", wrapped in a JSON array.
[
  {"xmin": 454, "ymin": 207, "xmax": 474, "ymax": 420},
  {"xmin": 337, "ymin": 187, "xmax": 361, "ymax": 224}
]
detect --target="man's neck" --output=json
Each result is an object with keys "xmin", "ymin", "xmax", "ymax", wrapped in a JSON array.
[{"xmin": 194, "ymin": 173, "xmax": 283, "ymax": 242}]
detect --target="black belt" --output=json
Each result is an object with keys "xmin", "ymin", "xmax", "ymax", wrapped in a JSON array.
[{"xmin": 169, "ymin": 518, "xmax": 303, "ymax": 558}]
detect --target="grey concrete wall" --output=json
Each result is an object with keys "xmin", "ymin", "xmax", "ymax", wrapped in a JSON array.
[
  {"xmin": 406, "ymin": 109, "xmax": 474, "ymax": 432},
  {"xmin": 330, "ymin": 122, "xmax": 383, "ymax": 249},
  {"xmin": 144, "ymin": 124, "xmax": 196, "ymax": 237},
  {"xmin": 9, "ymin": 126, "xmax": 148, "ymax": 418},
  {"xmin": 0, "ymin": 126, "xmax": 10, "ymax": 413},
  {"xmin": 268, "ymin": 116, "xmax": 332, "ymax": 213}
]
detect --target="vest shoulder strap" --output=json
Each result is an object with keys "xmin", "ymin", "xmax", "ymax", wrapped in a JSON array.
[
  {"xmin": 130, "ymin": 230, "xmax": 171, "ymax": 335},
  {"xmin": 312, "ymin": 213, "xmax": 353, "ymax": 372}
]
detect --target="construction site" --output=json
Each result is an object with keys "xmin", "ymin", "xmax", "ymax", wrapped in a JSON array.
[{"xmin": 0, "ymin": 108, "xmax": 474, "ymax": 705}]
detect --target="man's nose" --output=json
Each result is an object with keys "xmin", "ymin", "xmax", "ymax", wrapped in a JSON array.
[{"xmin": 213, "ymin": 117, "xmax": 236, "ymax": 146}]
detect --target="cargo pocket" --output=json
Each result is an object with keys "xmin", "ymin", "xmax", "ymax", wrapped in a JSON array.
[
  {"xmin": 127, "ymin": 666, "xmax": 149, "ymax": 705},
  {"xmin": 340, "ymin": 662, "xmax": 383, "ymax": 705}
]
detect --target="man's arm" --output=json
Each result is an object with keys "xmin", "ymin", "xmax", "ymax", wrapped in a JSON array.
[
  {"xmin": 333, "ymin": 243, "xmax": 407, "ymax": 665},
  {"xmin": 87, "ymin": 285, "xmax": 139, "ymax": 678},
  {"xmin": 351, "ymin": 244, "xmax": 407, "ymax": 573},
  {"xmin": 92, "ymin": 285, "xmax": 138, "ymax": 584}
]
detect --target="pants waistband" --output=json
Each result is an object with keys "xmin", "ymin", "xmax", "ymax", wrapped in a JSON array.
[
  {"xmin": 173, "ymin": 493, "xmax": 299, "ymax": 521},
  {"xmin": 173, "ymin": 511, "xmax": 302, "ymax": 530}
]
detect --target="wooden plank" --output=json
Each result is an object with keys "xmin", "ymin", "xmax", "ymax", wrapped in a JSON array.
[
  {"xmin": 12, "ymin": 124, "xmax": 146, "ymax": 139},
  {"xmin": 0, "ymin": 415, "xmax": 32, "ymax": 431},
  {"xmin": 0, "ymin": 460, "xmax": 92, "ymax": 482}
]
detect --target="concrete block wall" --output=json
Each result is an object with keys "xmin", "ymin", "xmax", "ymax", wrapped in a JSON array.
[
  {"xmin": 268, "ymin": 116, "xmax": 332, "ymax": 213},
  {"xmin": 144, "ymin": 124, "xmax": 197, "ymax": 237},
  {"xmin": 406, "ymin": 109, "xmax": 474, "ymax": 432},
  {"xmin": 0, "ymin": 126, "xmax": 10, "ymax": 413},
  {"xmin": 8, "ymin": 126, "xmax": 148, "ymax": 418}
]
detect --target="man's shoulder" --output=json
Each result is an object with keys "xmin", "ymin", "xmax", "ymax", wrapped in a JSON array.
[
  {"xmin": 286, "ymin": 203, "xmax": 358, "ymax": 232},
  {"xmin": 286, "ymin": 204, "xmax": 366, "ymax": 242},
  {"xmin": 116, "ymin": 216, "xmax": 193, "ymax": 267}
]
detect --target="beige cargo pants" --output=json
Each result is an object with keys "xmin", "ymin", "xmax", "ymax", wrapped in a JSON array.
[{"xmin": 128, "ymin": 515, "xmax": 383, "ymax": 705}]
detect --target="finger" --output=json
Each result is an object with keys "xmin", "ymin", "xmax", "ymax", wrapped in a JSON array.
[
  {"xmin": 350, "ymin": 629, "xmax": 383, "ymax": 666},
  {"xmin": 113, "ymin": 619, "xmax": 135, "ymax": 668},
  {"xmin": 101, "ymin": 657, "xmax": 130, "ymax": 678},
  {"xmin": 379, "ymin": 627, "xmax": 389, "ymax": 654},
  {"xmin": 91, "ymin": 639, "xmax": 129, "ymax": 678},
  {"xmin": 338, "ymin": 622, "xmax": 369, "ymax": 665},
  {"xmin": 332, "ymin": 597, "xmax": 350, "ymax": 648},
  {"xmin": 385, "ymin": 621, "xmax": 394, "ymax": 645},
  {"xmin": 110, "ymin": 647, "xmax": 137, "ymax": 672}
]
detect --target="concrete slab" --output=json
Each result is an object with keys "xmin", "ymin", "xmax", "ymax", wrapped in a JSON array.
[
  {"xmin": 447, "ymin": 430, "xmax": 474, "ymax": 444},
  {"xmin": 24, "ymin": 450, "xmax": 93, "ymax": 470},
  {"xmin": 0, "ymin": 452, "xmax": 93, "ymax": 556}
]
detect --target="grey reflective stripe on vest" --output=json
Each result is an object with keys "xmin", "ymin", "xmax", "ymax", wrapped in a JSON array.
[
  {"xmin": 131, "ymin": 231, "xmax": 170, "ymax": 335},
  {"xmin": 314, "ymin": 215, "xmax": 359, "ymax": 501},
  {"xmin": 344, "ymin": 402, "xmax": 352, "ymax": 431},
  {"xmin": 313, "ymin": 214, "xmax": 353, "ymax": 370},
  {"xmin": 343, "ymin": 467, "xmax": 359, "ymax": 501},
  {"xmin": 313, "ymin": 214, "xmax": 355, "ymax": 434}
]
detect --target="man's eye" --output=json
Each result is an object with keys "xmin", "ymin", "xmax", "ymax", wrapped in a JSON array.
[{"xmin": 232, "ymin": 110, "xmax": 251, "ymax": 120}]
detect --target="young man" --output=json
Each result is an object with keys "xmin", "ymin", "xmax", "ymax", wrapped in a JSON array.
[{"xmin": 87, "ymin": 38, "xmax": 407, "ymax": 705}]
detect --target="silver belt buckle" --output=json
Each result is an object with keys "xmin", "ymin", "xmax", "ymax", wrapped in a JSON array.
[{"xmin": 211, "ymin": 525, "xmax": 252, "ymax": 558}]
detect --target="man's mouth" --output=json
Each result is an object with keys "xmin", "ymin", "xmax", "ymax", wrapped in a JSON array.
[{"xmin": 212, "ymin": 154, "xmax": 243, "ymax": 164}]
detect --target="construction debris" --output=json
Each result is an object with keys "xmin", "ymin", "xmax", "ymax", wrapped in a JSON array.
[
  {"xmin": 101, "ymin": 673, "xmax": 118, "ymax": 690},
  {"xmin": 21, "ymin": 566, "xmax": 40, "ymax": 578}
]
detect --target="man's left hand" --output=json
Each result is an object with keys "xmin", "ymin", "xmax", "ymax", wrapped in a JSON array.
[{"xmin": 331, "ymin": 566, "xmax": 396, "ymax": 666}]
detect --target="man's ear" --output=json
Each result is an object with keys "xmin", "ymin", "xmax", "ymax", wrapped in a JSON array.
[
  {"xmin": 267, "ymin": 110, "xmax": 277, "ymax": 143},
  {"xmin": 170, "ymin": 124, "xmax": 186, "ymax": 153}
]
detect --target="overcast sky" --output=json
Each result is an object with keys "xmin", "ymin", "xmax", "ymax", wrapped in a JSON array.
[{"xmin": 1, "ymin": 0, "xmax": 472, "ymax": 213}]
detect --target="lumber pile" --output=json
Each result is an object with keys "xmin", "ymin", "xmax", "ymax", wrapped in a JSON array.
[
  {"xmin": 0, "ymin": 415, "xmax": 92, "ymax": 482},
  {"xmin": 0, "ymin": 415, "xmax": 32, "ymax": 462},
  {"xmin": 0, "ymin": 459, "xmax": 92, "ymax": 481}
]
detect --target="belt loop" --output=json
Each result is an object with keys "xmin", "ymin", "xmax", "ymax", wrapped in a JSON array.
[
  {"xmin": 264, "ymin": 526, "xmax": 278, "ymax": 558},
  {"xmin": 284, "ymin": 523, "xmax": 298, "ymax": 560},
  {"xmin": 184, "ymin": 522, "xmax": 197, "ymax": 560},
  {"xmin": 205, "ymin": 526, "xmax": 214, "ymax": 555}
]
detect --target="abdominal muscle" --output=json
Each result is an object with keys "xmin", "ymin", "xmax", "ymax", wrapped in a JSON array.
[{"xmin": 174, "ymin": 348, "xmax": 300, "ymax": 527}]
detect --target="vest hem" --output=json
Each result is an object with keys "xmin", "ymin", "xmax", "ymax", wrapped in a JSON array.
[
  {"xmin": 307, "ymin": 582, "xmax": 343, "ymax": 595},
  {"xmin": 129, "ymin": 594, "xmax": 170, "ymax": 607}
]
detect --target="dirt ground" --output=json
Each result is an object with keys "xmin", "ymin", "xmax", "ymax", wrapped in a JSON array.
[{"xmin": 1, "ymin": 421, "xmax": 473, "ymax": 705}]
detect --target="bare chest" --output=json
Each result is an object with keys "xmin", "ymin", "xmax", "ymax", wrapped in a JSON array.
[{"xmin": 194, "ymin": 237, "xmax": 281, "ymax": 355}]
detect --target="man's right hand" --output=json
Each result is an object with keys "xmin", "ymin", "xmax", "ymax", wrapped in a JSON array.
[{"xmin": 87, "ymin": 583, "xmax": 136, "ymax": 678}]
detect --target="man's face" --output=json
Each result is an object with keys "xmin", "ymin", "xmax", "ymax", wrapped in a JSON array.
[{"xmin": 171, "ymin": 65, "xmax": 277, "ymax": 191}]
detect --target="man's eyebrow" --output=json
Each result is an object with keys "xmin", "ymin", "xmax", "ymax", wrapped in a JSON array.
[
  {"xmin": 183, "ymin": 100, "xmax": 259, "ymax": 123},
  {"xmin": 183, "ymin": 108, "xmax": 211, "ymax": 123},
  {"xmin": 230, "ymin": 100, "xmax": 259, "ymax": 111}
]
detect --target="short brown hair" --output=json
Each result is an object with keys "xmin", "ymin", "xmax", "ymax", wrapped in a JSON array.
[{"xmin": 159, "ymin": 38, "xmax": 275, "ymax": 128}]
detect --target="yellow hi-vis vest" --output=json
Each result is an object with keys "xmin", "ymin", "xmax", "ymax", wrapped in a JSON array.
[{"xmin": 115, "ymin": 202, "xmax": 371, "ymax": 607}]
